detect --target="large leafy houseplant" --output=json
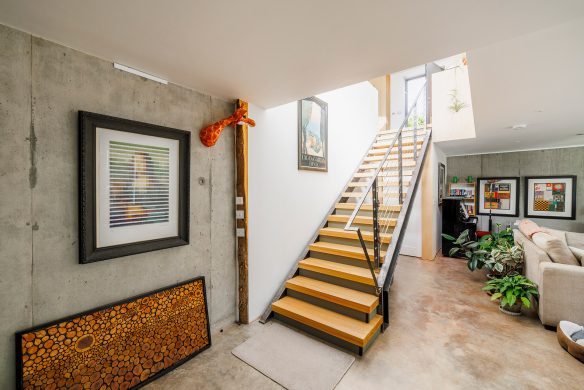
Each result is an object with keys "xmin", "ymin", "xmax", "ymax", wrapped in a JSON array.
[
  {"xmin": 483, "ymin": 240, "xmax": 523, "ymax": 276},
  {"xmin": 482, "ymin": 275, "xmax": 538, "ymax": 315},
  {"xmin": 442, "ymin": 225, "xmax": 521, "ymax": 274},
  {"xmin": 442, "ymin": 229, "xmax": 489, "ymax": 271}
]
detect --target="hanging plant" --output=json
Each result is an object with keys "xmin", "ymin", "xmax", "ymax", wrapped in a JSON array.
[{"xmin": 448, "ymin": 89, "xmax": 467, "ymax": 113}]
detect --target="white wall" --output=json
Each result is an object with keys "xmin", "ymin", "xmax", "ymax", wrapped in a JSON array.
[
  {"xmin": 247, "ymin": 82, "xmax": 379, "ymax": 321},
  {"xmin": 432, "ymin": 65, "xmax": 476, "ymax": 142}
]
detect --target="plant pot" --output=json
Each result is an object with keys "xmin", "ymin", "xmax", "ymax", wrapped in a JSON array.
[{"xmin": 499, "ymin": 302, "xmax": 522, "ymax": 316}]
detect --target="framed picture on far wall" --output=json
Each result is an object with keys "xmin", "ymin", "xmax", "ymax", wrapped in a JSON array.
[
  {"xmin": 525, "ymin": 176, "xmax": 577, "ymax": 220},
  {"xmin": 477, "ymin": 177, "xmax": 520, "ymax": 217},
  {"xmin": 438, "ymin": 163, "xmax": 446, "ymax": 204},
  {"xmin": 79, "ymin": 111, "xmax": 190, "ymax": 264},
  {"xmin": 298, "ymin": 96, "xmax": 328, "ymax": 172}
]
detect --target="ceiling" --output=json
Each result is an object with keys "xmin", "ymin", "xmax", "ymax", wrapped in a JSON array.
[
  {"xmin": 1, "ymin": 1, "xmax": 583, "ymax": 108},
  {"xmin": 437, "ymin": 16, "xmax": 584, "ymax": 155}
]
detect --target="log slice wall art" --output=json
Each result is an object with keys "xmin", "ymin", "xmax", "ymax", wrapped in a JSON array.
[{"xmin": 16, "ymin": 277, "xmax": 210, "ymax": 390}]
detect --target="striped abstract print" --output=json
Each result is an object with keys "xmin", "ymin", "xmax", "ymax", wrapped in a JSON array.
[{"xmin": 108, "ymin": 140, "xmax": 170, "ymax": 228}]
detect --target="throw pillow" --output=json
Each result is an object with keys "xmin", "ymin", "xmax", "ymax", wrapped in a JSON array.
[
  {"xmin": 566, "ymin": 232, "xmax": 584, "ymax": 250},
  {"xmin": 568, "ymin": 246, "xmax": 584, "ymax": 266},
  {"xmin": 531, "ymin": 232, "xmax": 580, "ymax": 266},
  {"xmin": 518, "ymin": 219, "xmax": 547, "ymax": 238}
]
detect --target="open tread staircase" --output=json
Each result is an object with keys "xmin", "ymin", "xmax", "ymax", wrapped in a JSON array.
[{"xmin": 267, "ymin": 125, "xmax": 431, "ymax": 355}]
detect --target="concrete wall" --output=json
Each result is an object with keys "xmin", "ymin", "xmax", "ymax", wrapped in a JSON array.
[
  {"xmin": 0, "ymin": 24, "xmax": 236, "ymax": 388},
  {"xmin": 447, "ymin": 147, "xmax": 584, "ymax": 232},
  {"xmin": 247, "ymin": 82, "xmax": 379, "ymax": 321}
]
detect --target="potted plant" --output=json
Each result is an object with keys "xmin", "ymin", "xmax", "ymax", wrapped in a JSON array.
[
  {"xmin": 483, "ymin": 240, "xmax": 524, "ymax": 278},
  {"xmin": 442, "ymin": 225, "xmax": 522, "ymax": 275},
  {"xmin": 482, "ymin": 275, "xmax": 539, "ymax": 316},
  {"xmin": 442, "ymin": 229, "xmax": 489, "ymax": 271}
]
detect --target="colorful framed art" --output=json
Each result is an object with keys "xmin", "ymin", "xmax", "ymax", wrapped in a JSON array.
[
  {"xmin": 298, "ymin": 96, "xmax": 328, "ymax": 172},
  {"xmin": 477, "ymin": 177, "xmax": 520, "ymax": 217},
  {"xmin": 79, "ymin": 111, "xmax": 190, "ymax": 264},
  {"xmin": 16, "ymin": 277, "xmax": 210, "ymax": 390},
  {"xmin": 524, "ymin": 176, "xmax": 577, "ymax": 220}
]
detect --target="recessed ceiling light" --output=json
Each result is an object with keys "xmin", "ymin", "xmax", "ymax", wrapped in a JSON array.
[{"xmin": 511, "ymin": 124, "xmax": 528, "ymax": 130}]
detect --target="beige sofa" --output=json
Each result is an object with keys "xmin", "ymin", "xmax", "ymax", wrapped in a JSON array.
[{"xmin": 514, "ymin": 225, "xmax": 584, "ymax": 327}]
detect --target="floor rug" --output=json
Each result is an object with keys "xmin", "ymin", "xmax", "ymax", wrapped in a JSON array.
[{"xmin": 232, "ymin": 322, "xmax": 355, "ymax": 390}]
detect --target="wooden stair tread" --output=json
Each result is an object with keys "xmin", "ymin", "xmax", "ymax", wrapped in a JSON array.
[
  {"xmin": 364, "ymin": 154, "xmax": 416, "ymax": 162},
  {"xmin": 309, "ymin": 241, "xmax": 386, "ymax": 261},
  {"xmin": 359, "ymin": 161, "xmax": 416, "ymax": 170},
  {"xmin": 353, "ymin": 171, "xmax": 413, "ymax": 178},
  {"xmin": 335, "ymin": 203, "xmax": 401, "ymax": 213},
  {"xmin": 372, "ymin": 139, "xmax": 423, "ymax": 149},
  {"xmin": 272, "ymin": 296, "xmax": 382, "ymax": 347},
  {"xmin": 319, "ymin": 227, "xmax": 392, "ymax": 244},
  {"xmin": 299, "ymin": 258, "xmax": 378, "ymax": 286},
  {"xmin": 368, "ymin": 145, "xmax": 422, "ymax": 156},
  {"xmin": 347, "ymin": 180, "xmax": 409, "ymax": 187},
  {"xmin": 286, "ymin": 276, "xmax": 378, "ymax": 312},
  {"xmin": 341, "ymin": 192, "xmax": 404, "ymax": 199},
  {"xmin": 328, "ymin": 214, "xmax": 397, "ymax": 227}
]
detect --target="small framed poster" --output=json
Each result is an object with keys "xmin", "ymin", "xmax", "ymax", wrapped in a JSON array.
[
  {"xmin": 298, "ymin": 96, "xmax": 328, "ymax": 172},
  {"xmin": 79, "ymin": 111, "xmax": 190, "ymax": 263},
  {"xmin": 524, "ymin": 176, "xmax": 577, "ymax": 220},
  {"xmin": 477, "ymin": 177, "xmax": 520, "ymax": 217},
  {"xmin": 438, "ymin": 163, "xmax": 446, "ymax": 205}
]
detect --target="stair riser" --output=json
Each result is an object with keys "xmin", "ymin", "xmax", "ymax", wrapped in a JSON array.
[
  {"xmin": 318, "ymin": 235, "xmax": 376, "ymax": 251},
  {"xmin": 327, "ymin": 220, "xmax": 397, "ymax": 231},
  {"xmin": 274, "ymin": 314, "xmax": 363, "ymax": 355},
  {"xmin": 309, "ymin": 252, "xmax": 377, "ymax": 268},
  {"xmin": 286, "ymin": 290, "xmax": 374, "ymax": 322},
  {"xmin": 333, "ymin": 208, "xmax": 401, "ymax": 220},
  {"xmin": 298, "ymin": 269, "xmax": 377, "ymax": 295}
]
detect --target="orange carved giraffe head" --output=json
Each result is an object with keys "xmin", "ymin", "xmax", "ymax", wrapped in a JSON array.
[{"xmin": 199, "ymin": 106, "xmax": 256, "ymax": 147}]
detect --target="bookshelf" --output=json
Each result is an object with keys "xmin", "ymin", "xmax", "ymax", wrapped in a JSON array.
[{"xmin": 448, "ymin": 182, "xmax": 476, "ymax": 216}]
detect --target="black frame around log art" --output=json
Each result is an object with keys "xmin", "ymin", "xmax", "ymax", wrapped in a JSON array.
[
  {"xmin": 79, "ymin": 111, "xmax": 190, "ymax": 264},
  {"xmin": 15, "ymin": 276, "xmax": 210, "ymax": 390}
]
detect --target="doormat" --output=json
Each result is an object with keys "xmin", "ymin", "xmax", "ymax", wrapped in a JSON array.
[
  {"xmin": 232, "ymin": 322, "xmax": 354, "ymax": 390},
  {"xmin": 16, "ymin": 277, "xmax": 210, "ymax": 389}
]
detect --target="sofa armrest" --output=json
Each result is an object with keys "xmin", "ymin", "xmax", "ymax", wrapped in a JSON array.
[
  {"xmin": 538, "ymin": 262, "xmax": 584, "ymax": 327},
  {"xmin": 514, "ymin": 229, "xmax": 551, "ymax": 285}
]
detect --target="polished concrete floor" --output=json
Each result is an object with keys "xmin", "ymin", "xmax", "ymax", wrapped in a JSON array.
[{"xmin": 146, "ymin": 255, "xmax": 584, "ymax": 390}]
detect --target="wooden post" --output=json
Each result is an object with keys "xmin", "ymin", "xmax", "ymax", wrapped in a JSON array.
[{"xmin": 235, "ymin": 99, "xmax": 249, "ymax": 324}]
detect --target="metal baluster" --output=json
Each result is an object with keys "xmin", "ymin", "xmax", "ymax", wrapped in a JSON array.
[
  {"xmin": 372, "ymin": 178, "xmax": 380, "ymax": 269},
  {"xmin": 413, "ymin": 106, "xmax": 418, "ymax": 161},
  {"xmin": 398, "ymin": 132, "xmax": 403, "ymax": 204}
]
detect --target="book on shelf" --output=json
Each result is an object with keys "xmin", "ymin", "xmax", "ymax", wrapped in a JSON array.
[{"xmin": 449, "ymin": 188, "xmax": 474, "ymax": 198}]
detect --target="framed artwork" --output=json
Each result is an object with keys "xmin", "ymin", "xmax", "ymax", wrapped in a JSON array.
[
  {"xmin": 524, "ymin": 176, "xmax": 577, "ymax": 220},
  {"xmin": 298, "ymin": 96, "xmax": 328, "ymax": 172},
  {"xmin": 16, "ymin": 277, "xmax": 210, "ymax": 390},
  {"xmin": 79, "ymin": 111, "xmax": 190, "ymax": 264},
  {"xmin": 438, "ymin": 163, "xmax": 446, "ymax": 204},
  {"xmin": 477, "ymin": 177, "xmax": 520, "ymax": 217}
]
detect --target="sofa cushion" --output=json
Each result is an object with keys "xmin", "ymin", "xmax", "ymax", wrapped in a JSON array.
[
  {"xmin": 566, "ymin": 232, "xmax": 584, "ymax": 251},
  {"xmin": 569, "ymin": 246, "xmax": 584, "ymax": 266},
  {"xmin": 531, "ymin": 232, "xmax": 580, "ymax": 266},
  {"xmin": 518, "ymin": 219, "xmax": 547, "ymax": 238}
]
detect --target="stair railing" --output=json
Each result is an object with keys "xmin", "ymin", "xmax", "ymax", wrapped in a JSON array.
[{"xmin": 343, "ymin": 81, "xmax": 431, "ymax": 326}]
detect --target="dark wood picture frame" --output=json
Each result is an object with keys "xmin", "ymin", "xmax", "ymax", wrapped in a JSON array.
[
  {"xmin": 298, "ymin": 96, "xmax": 328, "ymax": 172},
  {"xmin": 16, "ymin": 276, "xmax": 210, "ymax": 390},
  {"xmin": 438, "ymin": 162, "xmax": 446, "ymax": 205},
  {"xmin": 79, "ymin": 111, "xmax": 190, "ymax": 264},
  {"xmin": 476, "ymin": 177, "xmax": 520, "ymax": 217},
  {"xmin": 524, "ymin": 175, "xmax": 577, "ymax": 220}
]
